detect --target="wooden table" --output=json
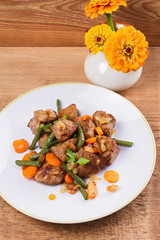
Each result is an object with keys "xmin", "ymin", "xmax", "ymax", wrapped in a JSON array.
[{"xmin": 0, "ymin": 47, "xmax": 159, "ymax": 240}]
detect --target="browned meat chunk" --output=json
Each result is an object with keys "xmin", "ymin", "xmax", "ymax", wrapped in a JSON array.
[
  {"xmin": 59, "ymin": 104, "xmax": 78, "ymax": 121},
  {"xmin": 39, "ymin": 133, "xmax": 50, "ymax": 148},
  {"xmin": 76, "ymin": 148, "xmax": 105, "ymax": 178},
  {"xmin": 94, "ymin": 136, "xmax": 120, "ymax": 165},
  {"xmin": 79, "ymin": 118, "xmax": 95, "ymax": 139},
  {"xmin": 50, "ymin": 118, "xmax": 78, "ymax": 142},
  {"xmin": 93, "ymin": 111, "xmax": 116, "ymax": 137},
  {"xmin": 34, "ymin": 163, "xmax": 64, "ymax": 185},
  {"xmin": 28, "ymin": 109, "xmax": 57, "ymax": 134},
  {"xmin": 34, "ymin": 109, "xmax": 57, "ymax": 123},
  {"xmin": 51, "ymin": 138, "xmax": 77, "ymax": 162},
  {"xmin": 34, "ymin": 110, "xmax": 48, "ymax": 123},
  {"xmin": 28, "ymin": 117, "xmax": 40, "ymax": 135},
  {"xmin": 46, "ymin": 109, "xmax": 57, "ymax": 122}
]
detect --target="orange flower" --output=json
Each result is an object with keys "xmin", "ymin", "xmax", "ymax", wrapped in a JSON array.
[
  {"xmin": 103, "ymin": 26, "xmax": 149, "ymax": 73},
  {"xmin": 85, "ymin": 0, "xmax": 127, "ymax": 19},
  {"xmin": 85, "ymin": 24, "xmax": 112, "ymax": 54}
]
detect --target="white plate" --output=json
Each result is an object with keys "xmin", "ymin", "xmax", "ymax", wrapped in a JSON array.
[{"xmin": 0, "ymin": 83, "xmax": 156, "ymax": 224}]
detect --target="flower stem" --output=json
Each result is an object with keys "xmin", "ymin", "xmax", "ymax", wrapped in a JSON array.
[{"xmin": 106, "ymin": 13, "xmax": 115, "ymax": 31}]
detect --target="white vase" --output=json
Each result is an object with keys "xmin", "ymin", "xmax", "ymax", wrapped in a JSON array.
[{"xmin": 84, "ymin": 51, "xmax": 143, "ymax": 91}]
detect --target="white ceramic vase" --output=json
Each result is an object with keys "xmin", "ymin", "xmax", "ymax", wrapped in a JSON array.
[{"xmin": 84, "ymin": 51, "xmax": 143, "ymax": 91}]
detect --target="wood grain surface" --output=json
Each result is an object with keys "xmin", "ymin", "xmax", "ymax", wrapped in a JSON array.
[
  {"xmin": 0, "ymin": 0, "xmax": 160, "ymax": 47},
  {"xmin": 0, "ymin": 47, "xmax": 159, "ymax": 240}
]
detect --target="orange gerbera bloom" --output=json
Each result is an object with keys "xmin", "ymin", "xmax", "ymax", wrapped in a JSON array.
[
  {"xmin": 85, "ymin": 24, "xmax": 112, "ymax": 54},
  {"xmin": 104, "ymin": 26, "xmax": 149, "ymax": 73},
  {"xmin": 85, "ymin": 0, "xmax": 127, "ymax": 19}
]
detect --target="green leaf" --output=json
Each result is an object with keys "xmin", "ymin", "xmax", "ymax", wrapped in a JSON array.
[
  {"xmin": 53, "ymin": 120, "xmax": 58, "ymax": 124},
  {"xmin": 63, "ymin": 115, "xmax": 67, "ymax": 119},
  {"xmin": 66, "ymin": 157, "xmax": 75, "ymax": 162},
  {"xmin": 77, "ymin": 158, "xmax": 90, "ymax": 165},
  {"xmin": 66, "ymin": 147, "xmax": 76, "ymax": 162},
  {"xmin": 66, "ymin": 147, "xmax": 76, "ymax": 158}
]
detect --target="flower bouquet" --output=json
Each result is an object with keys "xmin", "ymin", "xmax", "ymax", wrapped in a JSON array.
[{"xmin": 84, "ymin": 0, "xmax": 149, "ymax": 91}]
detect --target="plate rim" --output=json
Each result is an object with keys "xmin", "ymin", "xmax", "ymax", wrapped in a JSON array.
[{"xmin": 0, "ymin": 82, "xmax": 156, "ymax": 224}]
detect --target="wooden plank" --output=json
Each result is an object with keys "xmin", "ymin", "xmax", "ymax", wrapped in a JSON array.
[
  {"xmin": 0, "ymin": 47, "xmax": 159, "ymax": 240},
  {"xmin": 0, "ymin": 0, "xmax": 159, "ymax": 47}
]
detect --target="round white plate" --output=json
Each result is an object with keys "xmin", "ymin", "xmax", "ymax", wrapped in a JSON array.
[{"xmin": 0, "ymin": 83, "xmax": 156, "ymax": 224}]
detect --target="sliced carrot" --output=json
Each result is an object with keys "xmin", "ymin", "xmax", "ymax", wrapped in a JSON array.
[
  {"xmin": 104, "ymin": 170, "xmax": 119, "ymax": 183},
  {"xmin": 93, "ymin": 147, "xmax": 98, "ymax": 154},
  {"xmin": 87, "ymin": 179, "xmax": 97, "ymax": 199},
  {"xmin": 64, "ymin": 173, "xmax": 74, "ymax": 184},
  {"xmin": 83, "ymin": 145, "xmax": 95, "ymax": 153},
  {"xmin": 46, "ymin": 152, "xmax": 61, "ymax": 166},
  {"xmin": 86, "ymin": 137, "xmax": 96, "ymax": 144},
  {"xmin": 22, "ymin": 151, "xmax": 36, "ymax": 161},
  {"xmin": 95, "ymin": 126, "xmax": 104, "ymax": 136},
  {"xmin": 82, "ymin": 115, "xmax": 92, "ymax": 121},
  {"xmin": 49, "ymin": 194, "xmax": 56, "ymax": 200},
  {"xmin": 77, "ymin": 116, "xmax": 83, "ymax": 122},
  {"xmin": 13, "ymin": 139, "xmax": 28, "ymax": 153},
  {"xmin": 22, "ymin": 166, "xmax": 38, "ymax": 179}
]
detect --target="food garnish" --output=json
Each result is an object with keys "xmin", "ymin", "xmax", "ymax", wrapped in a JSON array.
[
  {"xmin": 66, "ymin": 147, "xmax": 76, "ymax": 162},
  {"xmin": 77, "ymin": 158, "xmax": 90, "ymax": 165}
]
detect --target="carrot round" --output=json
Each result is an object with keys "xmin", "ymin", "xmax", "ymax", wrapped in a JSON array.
[
  {"xmin": 22, "ymin": 151, "xmax": 36, "ymax": 161},
  {"xmin": 87, "ymin": 179, "xmax": 97, "ymax": 199},
  {"xmin": 49, "ymin": 194, "xmax": 56, "ymax": 200},
  {"xmin": 64, "ymin": 173, "xmax": 74, "ymax": 184},
  {"xmin": 77, "ymin": 116, "xmax": 83, "ymax": 122},
  {"xmin": 46, "ymin": 152, "xmax": 61, "ymax": 166},
  {"xmin": 95, "ymin": 126, "xmax": 104, "ymax": 136},
  {"xmin": 22, "ymin": 166, "xmax": 38, "ymax": 179},
  {"xmin": 86, "ymin": 137, "xmax": 96, "ymax": 144},
  {"xmin": 82, "ymin": 115, "xmax": 92, "ymax": 121},
  {"xmin": 13, "ymin": 139, "xmax": 28, "ymax": 153},
  {"xmin": 93, "ymin": 147, "xmax": 98, "ymax": 154},
  {"xmin": 104, "ymin": 170, "xmax": 119, "ymax": 183}
]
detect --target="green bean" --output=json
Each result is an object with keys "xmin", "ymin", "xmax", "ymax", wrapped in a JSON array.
[
  {"xmin": 56, "ymin": 99, "xmax": 61, "ymax": 114},
  {"xmin": 112, "ymin": 138, "xmax": 133, "ymax": 147},
  {"xmin": 29, "ymin": 148, "xmax": 49, "ymax": 161},
  {"xmin": 29, "ymin": 124, "xmax": 44, "ymax": 150},
  {"xmin": 74, "ymin": 181, "xmax": 88, "ymax": 200},
  {"xmin": 41, "ymin": 132, "xmax": 55, "ymax": 151},
  {"xmin": 15, "ymin": 160, "xmax": 41, "ymax": 167},
  {"xmin": 75, "ymin": 121, "xmax": 85, "ymax": 149},
  {"xmin": 47, "ymin": 140, "xmax": 59, "ymax": 148},
  {"xmin": 62, "ymin": 163, "xmax": 88, "ymax": 189},
  {"xmin": 43, "ymin": 123, "xmax": 52, "ymax": 133},
  {"xmin": 43, "ymin": 123, "xmax": 52, "ymax": 129},
  {"xmin": 77, "ymin": 109, "xmax": 81, "ymax": 117},
  {"xmin": 29, "ymin": 139, "xmax": 58, "ymax": 161},
  {"xmin": 43, "ymin": 128, "xmax": 52, "ymax": 133},
  {"xmin": 29, "ymin": 153, "xmax": 40, "ymax": 161}
]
